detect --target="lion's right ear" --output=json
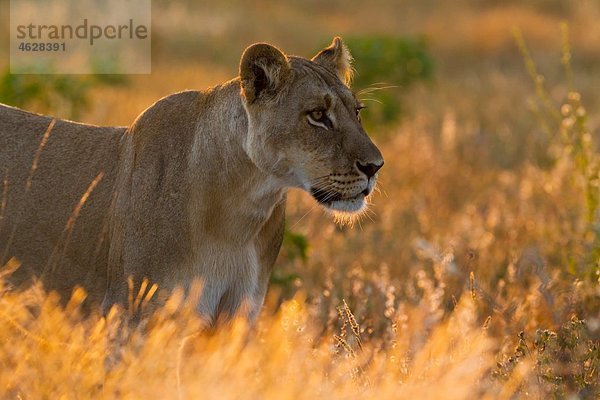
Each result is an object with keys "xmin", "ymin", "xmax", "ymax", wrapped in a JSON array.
[
  {"xmin": 311, "ymin": 37, "xmax": 353, "ymax": 86},
  {"xmin": 240, "ymin": 43, "xmax": 291, "ymax": 104}
]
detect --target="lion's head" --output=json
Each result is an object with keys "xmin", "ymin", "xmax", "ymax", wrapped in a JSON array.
[{"xmin": 239, "ymin": 37, "xmax": 383, "ymax": 215}]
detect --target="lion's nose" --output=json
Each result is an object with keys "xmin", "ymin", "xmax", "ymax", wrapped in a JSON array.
[{"xmin": 356, "ymin": 160, "xmax": 383, "ymax": 179}]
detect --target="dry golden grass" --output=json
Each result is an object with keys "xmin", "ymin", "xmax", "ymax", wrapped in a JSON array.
[
  {"xmin": 1, "ymin": 1, "xmax": 599, "ymax": 398},
  {"xmin": 0, "ymin": 276, "xmax": 503, "ymax": 399}
]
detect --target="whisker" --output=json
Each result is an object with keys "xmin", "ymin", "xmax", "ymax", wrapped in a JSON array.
[
  {"xmin": 308, "ymin": 178, "xmax": 338, "ymax": 193},
  {"xmin": 306, "ymin": 180, "xmax": 331, "ymax": 193},
  {"xmin": 360, "ymin": 98, "xmax": 383, "ymax": 105},
  {"xmin": 364, "ymin": 201, "xmax": 377, "ymax": 215},
  {"xmin": 363, "ymin": 208, "xmax": 377, "ymax": 223},
  {"xmin": 310, "ymin": 182, "xmax": 335, "ymax": 192},
  {"xmin": 308, "ymin": 175, "xmax": 331, "ymax": 185},
  {"xmin": 357, "ymin": 83, "xmax": 399, "ymax": 96},
  {"xmin": 289, "ymin": 204, "xmax": 318, "ymax": 230},
  {"xmin": 316, "ymin": 190, "xmax": 338, "ymax": 204}
]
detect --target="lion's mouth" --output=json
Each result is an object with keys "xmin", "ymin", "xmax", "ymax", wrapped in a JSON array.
[
  {"xmin": 310, "ymin": 187, "xmax": 368, "ymax": 212},
  {"xmin": 310, "ymin": 187, "xmax": 343, "ymax": 204}
]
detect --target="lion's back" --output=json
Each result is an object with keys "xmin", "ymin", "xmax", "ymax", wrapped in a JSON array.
[{"xmin": 0, "ymin": 104, "xmax": 125, "ymax": 303}]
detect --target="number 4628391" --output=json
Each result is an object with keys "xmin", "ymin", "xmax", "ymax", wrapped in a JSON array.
[{"xmin": 18, "ymin": 42, "xmax": 66, "ymax": 52}]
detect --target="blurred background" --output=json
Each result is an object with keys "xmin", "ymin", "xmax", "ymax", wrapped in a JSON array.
[{"xmin": 1, "ymin": 1, "xmax": 599, "ymax": 396}]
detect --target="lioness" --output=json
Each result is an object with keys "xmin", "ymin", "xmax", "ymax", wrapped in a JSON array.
[{"xmin": 0, "ymin": 38, "xmax": 383, "ymax": 323}]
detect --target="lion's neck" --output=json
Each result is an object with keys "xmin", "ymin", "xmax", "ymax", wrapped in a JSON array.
[{"xmin": 187, "ymin": 79, "xmax": 286, "ymax": 246}]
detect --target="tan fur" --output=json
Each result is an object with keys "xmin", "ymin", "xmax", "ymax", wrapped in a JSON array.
[{"xmin": 0, "ymin": 38, "xmax": 383, "ymax": 324}]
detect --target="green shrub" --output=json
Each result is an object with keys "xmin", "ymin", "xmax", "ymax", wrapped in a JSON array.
[
  {"xmin": 514, "ymin": 25, "xmax": 599, "ymax": 280},
  {"xmin": 345, "ymin": 35, "xmax": 434, "ymax": 128},
  {"xmin": 0, "ymin": 69, "xmax": 126, "ymax": 120},
  {"xmin": 494, "ymin": 318, "xmax": 600, "ymax": 398}
]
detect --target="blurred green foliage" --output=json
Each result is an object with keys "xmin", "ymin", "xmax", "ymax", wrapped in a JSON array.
[
  {"xmin": 515, "ymin": 26, "xmax": 599, "ymax": 280},
  {"xmin": 271, "ymin": 226, "xmax": 309, "ymax": 294},
  {"xmin": 0, "ymin": 69, "xmax": 126, "ymax": 120},
  {"xmin": 494, "ymin": 318, "xmax": 600, "ymax": 398},
  {"xmin": 346, "ymin": 35, "xmax": 434, "ymax": 127},
  {"xmin": 282, "ymin": 227, "xmax": 310, "ymax": 263}
]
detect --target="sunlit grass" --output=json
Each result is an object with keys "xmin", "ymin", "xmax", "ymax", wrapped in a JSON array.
[
  {"xmin": 0, "ymin": 275, "xmax": 502, "ymax": 399},
  {"xmin": 1, "ymin": 1, "xmax": 599, "ymax": 398}
]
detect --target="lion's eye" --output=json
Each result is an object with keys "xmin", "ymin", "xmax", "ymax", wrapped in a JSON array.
[
  {"xmin": 310, "ymin": 110, "xmax": 324, "ymax": 121},
  {"xmin": 356, "ymin": 105, "xmax": 366, "ymax": 120},
  {"xmin": 307, "ymin": 109, "xmax": 333, "ymax": 130}
]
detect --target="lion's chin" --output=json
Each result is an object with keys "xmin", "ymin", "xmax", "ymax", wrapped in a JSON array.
[
  {"xmin": 327, "ymin": 196, "xmax": 366, "ymax": 213},
  {"xmin": 327, "ymin": 196, "xmax": 369, "ymax": 226}
]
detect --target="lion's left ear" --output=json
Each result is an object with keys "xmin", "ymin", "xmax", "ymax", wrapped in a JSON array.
[
  {"xmin": 311, "ymin": 37, "xmax": 354, "ymax": 86},
  {"xmin": 240, "ymin": 43, "xmax": 291, "ymax": 105}
]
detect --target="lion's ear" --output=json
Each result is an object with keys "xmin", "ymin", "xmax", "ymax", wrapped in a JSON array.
[
  {"xmin": 240, "ymin": 43, "xmax": 291, "ymax": 104},
  {"xmin": 311, "ymin": 37, "xmax": 354, "ymax": 86}
]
